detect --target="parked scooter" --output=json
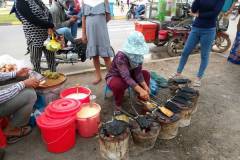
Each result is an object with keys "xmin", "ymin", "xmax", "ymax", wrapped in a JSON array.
[
  {"xmin": 154, "ymin": 2, "xmax": 193, "ymax": 46},
  {"xmin": 126, "ymin": 2, "xmax": 145, "ymax": 20},
  {"xmin": 165, "ymin": 16, "xmax": 231, "ymax": 57}
]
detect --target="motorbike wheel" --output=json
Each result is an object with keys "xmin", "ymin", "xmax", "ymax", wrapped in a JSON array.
[
  {"xmin": 153, "ymin": 39, "xmax": 167, "ymax": 47},
  {"xmin": 126, "ymin": 11, "xmax": 132, "ymax": 20},
  {"xmin": 167, "ymin": 36, "xmax": 184, "ymax": 57},
  {"xmin": 212, "ymin": 33, "xmax": 231, "ymax": 53}
]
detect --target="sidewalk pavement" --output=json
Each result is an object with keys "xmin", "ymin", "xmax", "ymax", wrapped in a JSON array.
[{"xmin": 4, "ymin": 53, "xmax": 240, "ymax": 160}]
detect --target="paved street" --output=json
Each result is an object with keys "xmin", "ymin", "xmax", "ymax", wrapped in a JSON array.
[{"xmin": 0, "ymin": 18, "xmax": 238, "ymax": 74}]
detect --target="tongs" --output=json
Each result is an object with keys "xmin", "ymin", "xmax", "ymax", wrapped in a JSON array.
[{"xmin": 150, "ymin": 94, "xmax": 174, "ymax": 117}]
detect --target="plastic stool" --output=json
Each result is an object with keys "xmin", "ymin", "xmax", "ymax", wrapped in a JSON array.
[{"xmin": 104, "ymin": 85, "xmax": 131, "ymax": 99}]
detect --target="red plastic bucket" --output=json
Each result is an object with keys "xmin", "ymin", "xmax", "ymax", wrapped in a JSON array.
[
  {"xmin": 0, "ymin": 117, "xmax": 8, "ymax": 129},
  {"xmin": 60, "ymin": 86, "xmax": 91, "ymax": 104},
  {"xmin": 0, "ymin": 128, "xmax": 6, "ymax": 148},
  {"xmin": 45, "ymin": 99, "xmax": 81, "ymax": 119},
  {"xmin": 76, "ymin": 103, "xmax": 101, "ymax": 138},
  {"xmin": 37, "ymin": 113, "xmax": 76, "ymax": 153}
]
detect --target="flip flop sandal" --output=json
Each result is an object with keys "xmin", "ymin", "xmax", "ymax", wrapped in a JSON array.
[{"xmin": 7, "ymin": 126, "xmax": 32, "ymax": 144}]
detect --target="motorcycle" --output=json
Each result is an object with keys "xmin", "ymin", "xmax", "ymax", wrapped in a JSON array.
[
  {"xmin": 126, "ymin": 2, "xmax": 145, "ymax": 20},
  {"xmin": 165, "ymin": 16, "xmax": 231, "ymax": 57},
  {"xmin": 154, "ymin": 2, "xmax": 193, "ymax": 46}
]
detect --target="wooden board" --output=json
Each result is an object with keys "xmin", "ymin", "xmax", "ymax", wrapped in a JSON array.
[{"xmin": 38, "ymin": 73, "xmax": 67, "ymax": 89}]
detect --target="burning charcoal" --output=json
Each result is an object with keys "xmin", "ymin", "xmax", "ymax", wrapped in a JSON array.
[
  {"xmin": 100, "ymin": 120, "xmax": 129, "ymax": 137},
  {"xmin": 135, "ymin": 116, "xmax": 152, "ymax": 130}
]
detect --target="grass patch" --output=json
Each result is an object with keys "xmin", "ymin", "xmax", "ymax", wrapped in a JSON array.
[{"xmin": 0, "ymin": 13, "xmax": 20, "ymax": 25}]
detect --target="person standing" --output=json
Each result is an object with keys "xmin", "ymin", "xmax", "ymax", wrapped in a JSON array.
[
  {"xmin": 82, "ymin": 0, "xmax": 114, "ymax": 85},
  {"xmin": 170, "ymin": 0, "xmax": 225, "ymax": 87},
  {"xmin": 14, "ymin": 0, "xmax": 56, "ymax": 73}
]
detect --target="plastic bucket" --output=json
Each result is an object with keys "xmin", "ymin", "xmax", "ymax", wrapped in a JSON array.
[
  {"xmin": 60, "ymin": 86, "xmax": 91, "ymax": 104},
  {"xmin": 76, "ymin": 103, "xmax": 101, "ymax": 138},
  {"xmin": 45, "ymin": 99, "xmax": 81, "ymax": 119},
  {"xmin": 0, "ymin": 128, "xmax": 6, "ymax": 148},
  {"xmin": 37, "ymin": 114, "xmax": 76, "ymax": 153}
]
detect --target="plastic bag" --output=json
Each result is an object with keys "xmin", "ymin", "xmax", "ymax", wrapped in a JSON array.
[
  {"xmin": 0, "ymin": 55, "xmax": 32, "ymax": 71},
  {"xmin": 45, "ymin": 33, "xmax": 62, "ymax": 52}
]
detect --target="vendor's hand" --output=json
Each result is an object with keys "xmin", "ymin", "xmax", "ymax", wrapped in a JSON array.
[
  {"xmin": 190, "ymin": 11, "xmax": 199, "ymax": 17},
  {"xmin": 16, "ymin": 68, "xmax": 30, "ymax": 77},
  {"xmin": 144, "ymin": 86, "xmax": 150, "ymax": 94},
  {"xmin": 23, "ymin": 77, "xmax": 40, "ymax": 88},
  {"xmin": 70, "ymin": 16, "xmax": 78, "ymax": 23},
  {"xmin": 48, "ymin": 28, "xmax": 55, "ymax": 35},
  {"xmin": 139, "ymin": 89, "xmax": 149, "ymax": 101}
]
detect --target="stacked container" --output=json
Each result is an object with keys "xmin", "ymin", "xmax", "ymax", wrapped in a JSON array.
[{"xmin": 37, "ymin": 99, "xmax": 81, "ymax": 153}]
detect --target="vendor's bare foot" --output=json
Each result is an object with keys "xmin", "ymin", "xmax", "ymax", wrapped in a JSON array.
[{"xmin": 92, "ymin": 78, "xmax": 102, "ymax": 85}]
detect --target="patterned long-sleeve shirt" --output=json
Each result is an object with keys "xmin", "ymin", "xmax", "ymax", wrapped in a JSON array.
[
  {"xmin": 0, "ymin": 72, "xmax": 25, "ymax": 104},
  {"xmin": 106, "ymin": 51, "xmax": 144, "ymax": 88}
]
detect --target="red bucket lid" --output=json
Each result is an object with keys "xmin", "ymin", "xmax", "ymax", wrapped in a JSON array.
[
  {"xmin": 45, "ymin": 99, "xmax": 81, "ymax": 119},
  {"xmin": 37, "ymin": 113, "xmax": 75, "ymax": 129}
]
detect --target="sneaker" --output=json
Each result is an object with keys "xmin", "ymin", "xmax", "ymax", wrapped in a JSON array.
[{"xmin": 193, "ymin": 79, "xmax": 201, "ymax": 87}]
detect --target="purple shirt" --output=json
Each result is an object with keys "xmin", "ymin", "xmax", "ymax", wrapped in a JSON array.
[{"xmin": 106, "ymin": 51, "xmax": 144, "ymax": 87}]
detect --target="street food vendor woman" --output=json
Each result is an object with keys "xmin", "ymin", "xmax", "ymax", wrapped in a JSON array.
[{"xmin": 106, "ymin": 31, "xmax": 150, "ymax": 110}]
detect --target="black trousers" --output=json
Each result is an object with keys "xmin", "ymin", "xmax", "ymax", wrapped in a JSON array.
[{"xmin": 29, "ymin": 45, "xmax": 56, "ymax": 73}]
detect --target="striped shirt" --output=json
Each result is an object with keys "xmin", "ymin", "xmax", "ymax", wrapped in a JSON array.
[{"xmin": 0, "ymin": 72, "xmax": 25, "ymax": 104}]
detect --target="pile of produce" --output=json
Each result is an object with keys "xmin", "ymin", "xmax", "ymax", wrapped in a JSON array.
[{"xmin": 42, "ymin": 70, "xmax": 60, "ymax": 79}]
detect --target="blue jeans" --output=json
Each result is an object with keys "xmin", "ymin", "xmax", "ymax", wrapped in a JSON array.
[
  {"xmin": 177, "ymin": 27, "xmax": 216, "ymax": 78},
  {"xmin": 71, "ymin": 22, "xmax": 78, "ymax": 38},
  {"xmin": 56, "ymin": 27, "xmax": 75, "ymax": 43},
  {"xmin": 135, "ymin": 5, "xmax": 145, "ymax": 18}
]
